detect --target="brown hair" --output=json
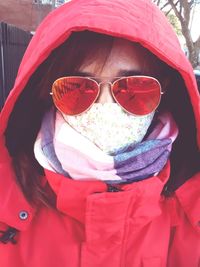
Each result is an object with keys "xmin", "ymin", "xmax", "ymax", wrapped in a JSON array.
[{"xmin": 5, "ymin": 31, "xmax": 200, "ymax": 206}]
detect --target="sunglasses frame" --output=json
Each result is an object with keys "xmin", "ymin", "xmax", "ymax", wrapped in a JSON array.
[{"xmin": 51, "ymin": 75, "xmax": 164, "ymax": 116}]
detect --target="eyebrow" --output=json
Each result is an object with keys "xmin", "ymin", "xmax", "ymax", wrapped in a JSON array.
[
  {"xmin": 73, "ymin": 70, "xmax": 143, "ymax": 77},
  {"xmin": 117, "ymin": 70, "xmax": 142, "ymax": 76},
  {"xmin": 73, "ymin": 71, "xmax": 94, "ymax": 77}
]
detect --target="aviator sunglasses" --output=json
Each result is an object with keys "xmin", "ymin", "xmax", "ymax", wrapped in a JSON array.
[{"xmin": 51, "ymin": 76, "xmax": 163, "ymax": 116}]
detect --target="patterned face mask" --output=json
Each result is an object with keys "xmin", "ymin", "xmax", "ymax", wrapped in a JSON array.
[{"xmin": 62, "ymin": 103, "xmax": 155, "ymax": 154}]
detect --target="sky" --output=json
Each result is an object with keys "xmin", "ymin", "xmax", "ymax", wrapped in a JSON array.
[{"xmin": 191, "ymin": 5, "xmax": 200, "ymax": 41}]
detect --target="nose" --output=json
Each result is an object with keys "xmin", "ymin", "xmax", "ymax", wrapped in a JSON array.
[{"xmin": 96, "ymin": 82, "xmax": 115, "ymax": 103}]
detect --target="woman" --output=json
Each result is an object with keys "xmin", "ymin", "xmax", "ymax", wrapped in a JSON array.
[{"xmin": 0, "ymin": 0, "xmax": 200, "ymax": 266}]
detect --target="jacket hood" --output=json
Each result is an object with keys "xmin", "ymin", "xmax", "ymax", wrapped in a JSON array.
[{"xmin": 0, "ymin": 0, "xmax": 199, "ymax": 148}]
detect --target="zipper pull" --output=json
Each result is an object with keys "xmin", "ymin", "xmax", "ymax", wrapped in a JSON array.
[{"xmin": 107, "ymin": 184, "xmax": 123, "ymax": 192}]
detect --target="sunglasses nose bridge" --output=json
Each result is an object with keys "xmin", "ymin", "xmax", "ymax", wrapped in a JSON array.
[
  {"xmin": 96, "ymin": 81, "xmax": 115, "ymax": 103},
  {"xmin": 98, "ymin": 80, "xmax": 112, "ymax": 87}
]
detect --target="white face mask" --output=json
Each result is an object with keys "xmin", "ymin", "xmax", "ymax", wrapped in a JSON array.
[{"xmin": 62, "ymin": 103, "xmax": 155, "ymax": 154}]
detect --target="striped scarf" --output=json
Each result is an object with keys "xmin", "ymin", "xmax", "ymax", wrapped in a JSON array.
[{"xmin": 34, "ymin": 109, "xmax": 178, "ymax": 184}]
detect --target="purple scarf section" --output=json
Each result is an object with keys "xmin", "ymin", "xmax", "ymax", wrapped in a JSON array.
[
  {"xmin": 34, "ymin": 109, "xmax": 178, "ymax": 184},
  {"xmin": 113, "ymin": 139, "xmax": 171, "ymax": 182}
]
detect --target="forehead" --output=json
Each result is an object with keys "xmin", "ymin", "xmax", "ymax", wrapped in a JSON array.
[
  {"xmin": 108, "ymin": 38, "xmax": 148, "ymax": 60},
  {"xmin": 78, "ymin": 38, "xmax": 154, "ymax": 76}
]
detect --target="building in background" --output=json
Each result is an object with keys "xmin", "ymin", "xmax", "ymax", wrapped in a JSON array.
[{"xmin": 0, "ymin": 0, "xmax": 71, "ymax": 33}]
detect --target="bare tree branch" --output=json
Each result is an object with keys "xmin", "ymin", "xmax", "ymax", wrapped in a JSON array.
[
  {"xmin": 189, "ymin": 0, "xmax": 195, "ymax": 8},
  {"xmin": 165, "ymin": 7, "xmax": 173, "ymax": 16},
  {"xmin": 153, "ymin": 0, "xmax": 200, "ymax": 67},
  {"xmin": 156, "ymin": 0, "xmax": 162, "ymax": 6},
  {"xmin": 179, "ymin": 1, "xmax": 183, "ymax": 17},
  {"xmin": 195, "ymin": 35, "xmax": 200, "ymax": 48},
  {"xmin": 168, "ymin": 0, "xmax": 181, "ymax": 19},
  {"xmin": 160, "ymin": 2, "xmax": 170, "ymax": 10},
  {"xmin": 182, "ymin": 0, "xmax": 191, "ymax": 26}
]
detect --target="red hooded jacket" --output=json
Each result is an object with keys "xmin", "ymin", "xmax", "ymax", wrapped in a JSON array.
[{"xmin": 0, "ymin": 0, "xmax": 200, "ymax": 266}]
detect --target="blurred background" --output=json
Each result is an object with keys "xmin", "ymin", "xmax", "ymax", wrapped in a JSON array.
[{"xmin": 0, "ymin": 0, "xmax": 70, "ymax": 32}]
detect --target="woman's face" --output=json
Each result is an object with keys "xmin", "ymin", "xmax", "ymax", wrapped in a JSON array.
[{"xmin": 77, "ymin": 38, "xmax": 151, "ymax": 103}]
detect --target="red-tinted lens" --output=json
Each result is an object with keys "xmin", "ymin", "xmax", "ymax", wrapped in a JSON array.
[
  {"xmin": 52, "ymin": 77, "xmax": 99, "ymax": 115},
  {"xmin": 112, "ymin": 76, "xmax": 161, "ymax": 115}
]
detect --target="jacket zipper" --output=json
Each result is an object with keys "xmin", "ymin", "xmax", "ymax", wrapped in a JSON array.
[{"xmin": 107, "ymin": 184, "xmax": 123, "ymax": 192}]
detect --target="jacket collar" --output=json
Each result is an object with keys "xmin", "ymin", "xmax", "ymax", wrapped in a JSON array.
[
  {"xmin": 44, "ymin": 161, "xmax": 171, "ymax": 225},
  {"xmin": 1, "ymin": 159, "xmax": 200, "ymax": 231}
]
